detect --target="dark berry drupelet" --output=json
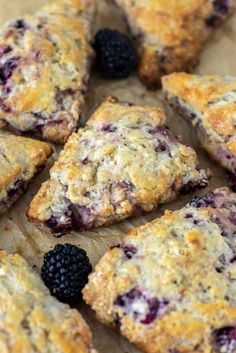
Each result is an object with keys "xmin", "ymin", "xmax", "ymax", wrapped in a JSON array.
[
  {"xmin": 94, "ymin": 28, "xmax": 138, "ymax": 79},
  {"xmin": 41, "ymin": 243, "xmax": 92, "ymax": 304}
]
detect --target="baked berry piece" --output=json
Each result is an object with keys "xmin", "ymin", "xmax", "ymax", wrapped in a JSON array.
[
  {"xmin": 162, "ymin": 73, "xmax": 236, "ymax": 177},
  {"xmin": 83, "ymin": 187, "xmax": 236, "ymax": 353},
  {"xmin": 0, "ymin": 251, "xmax": 97, "ymax": 353},
  {"xmin": 94, "ymin": 28, "xmax": 138, "ymax": 78},
  {"xmin": 212, "ymin": 326, "xmax": 236, "ymax": 353},
  {"xmin": 27, "ymin": 96, "xmax": 208, "ymax": 235},
  {"xmin": 0, "ymin": 134, "xmax": 51, "ymax": 215},
  {"xmin": 0, "ymin": 0, "xmax": 96, "ymax": 143},
  {"xmin": 114, "ymin": 0, "xmax": 234, "ymax": 88},
  {"xmin": 41, "ymin": 243, "xmax": 92, "ymax": 304}
]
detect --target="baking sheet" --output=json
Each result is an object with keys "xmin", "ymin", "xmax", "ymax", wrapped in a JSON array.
[{"xmin": 0, "ymin": 0, "xmax": 236, "ymax": 352}]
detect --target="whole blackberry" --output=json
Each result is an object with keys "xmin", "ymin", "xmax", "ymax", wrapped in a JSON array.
[
  {"xmin": 94, "ymin": 28, "xmax": 138, "ymax": 79},
  {"xmin": 41, "ymin": 243, "xmax": 92, "ymax": 304}
]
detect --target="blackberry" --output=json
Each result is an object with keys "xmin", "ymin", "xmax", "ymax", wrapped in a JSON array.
[
  {"xmin": 41, "ymin": 243, "xmax": 92, "ymax": 304},
  {"xmin": 94, "ymin": 28, "xmax": 138, "ymax": 79}
]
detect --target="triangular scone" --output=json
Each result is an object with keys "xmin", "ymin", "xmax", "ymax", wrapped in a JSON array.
[
  {"xmin": 0, "ymin": 0, "xmax": 95, "ymax": 143},
  {"xmin": 83, "ymin": 187, "xmax": 236, "ymax": 353},
  {"xmin": 28, "ymin": 96, "xmax": 208, "ymax": 235},
  {"xmin": 114, "ymin": 0, "xmax": 234, "ymax": 88},
  {"xmin": 0, "ymin": 134, "xmax": 52, "ymax": 214},
  {"xmin": 162, "ymin": 73, "xmax": 236, "ymax": 175},
  {"xmin": 0, "ymin": 251, "xmax": 97, "ymax": 353}
]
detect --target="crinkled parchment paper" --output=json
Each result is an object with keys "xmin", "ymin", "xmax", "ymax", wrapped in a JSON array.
[{"xmin": 0, "ymin": 0, "xmax": 236, "ymax": 352}]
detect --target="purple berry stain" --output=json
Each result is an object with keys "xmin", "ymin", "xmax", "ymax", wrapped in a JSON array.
[
  {"xmin": 45, "ymin": 204, "xmax": 92, "ymax": 235},
  {"xmin": 117, "ymin": 180, "xmax": 133, "ymax": 192},
  {"xmin": 0, "ymin": 98, "xmax": 10, "ymax": 113},
  {"xmin": 213, "ymin": 0, "xmax": 230, "ymax": 14},
  {"xmin": 122, "ymin": 101, "xmax": 135, "ymax": 107},
  {"xmin": 122, "ymin": 244, "xmax": 137, "ymax": 259},
  {"xmin": 82, "ymin": 157, "xmax": 89, "ymax": 165},
  {"xmin": 188, "ymin": 194, "xmax": 214, "ymax": 208},
  {"xmin": 101, "ymin": 124, "xmax": 117, "ymax": 132},
  {"xmin": 188, "ymin": 189, "xmax": 236, "ymax": 212},
  {"xmin": 0, "ymin": 45, "xmax": 12, "ymax": 57},
  {"xmin": 230, "ymin": 256, "xmax": 236, "ymax": 264},
  {"xmin": 0, "ymin": 57, "xmax": 19, "ymax": 85},
  {"xmin": 114, "ymin": 287, "xmax": 168, "ymax": 324},
  {"xmin": 155, "ymin": 142, "xmax": 167, "ymax": 153},
  {"xmin": 69, "ymin": 204, "xmax": 92, "ymax": 230},
  {"xmin": 212, "ymin": 326, "xmax": 236, "ymax": 353},
  {"xmin": 210, "ymin": 210, "xmax": 236, "ymax": 238},
  {"xmin": 149, "ymin": 126, "xmax": 178, "ymax": 154},
  {"xmin": 13, "ymin": 19, "xmax": 27, "ymax": 34},
  {"xmin": 180, "ymin": 177, "xmax": 208, "ymax": 195},
  {"xmin": 206, "ymin": 0, "xmax": 230, "ymax": 27},
  {"xmin": 56, "ymin": 88, "xmax": 75, "ymax": 108}
]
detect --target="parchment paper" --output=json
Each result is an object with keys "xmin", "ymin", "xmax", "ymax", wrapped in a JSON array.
[{"xmin": 0, "ymin": 1, "xmax": 236, "ymax": 352}]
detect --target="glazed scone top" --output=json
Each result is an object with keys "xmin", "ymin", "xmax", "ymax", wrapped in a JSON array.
[
  {"xmin": 83, "ymin": 187, "xmax": 236, "ymax": 353},
  {"xmin": 86, "ymin": 97, "xmax": 165, "ymax": 126},
  {"xmin": 114, "ymin": 0, "xmax": 234, "ymax": 86},
  {"xmin": 0, "ymin": 134, "xmax": 51, "ymax": 201},
  {"xmin": 28, "ymin": 96, "xmax": 208, "ymax": 232},
  {"xmin": 0, "ymin": 251, "xmax": 97, "ymax": 353},
  {"xmin": 116, "ymin": 0, "xmax": 213, "ymax": 45},
  {"xmin": 162, "ymin": 73, "xmax": 236, "ymax": 156},
  {"xmin": 0, "ymin": 0, "xmax": 95, "ymax": 143}
]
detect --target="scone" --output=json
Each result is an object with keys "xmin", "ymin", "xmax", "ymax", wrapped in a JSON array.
[
  {"xmin": 114, "ymin": 0, "xmax": 234, "ymax": 88},
  {"xmin": 0, "ymin": 0, "xmax": 95, "ymax": 143},
  {"xmin": 0, "ymin": 134, "xmax": 52, "ymax": 215},
  {"xmin": 162, "ymin": 73, "xmax": 236, "ymax": 176},
  {"xmin": 83, "ymin": 187, "xmax": 236, "ymax": 353},
  {"xmin": 0, "ymin": 251, "xmax": 97, "ymax": 353},
  {"xmin": 27, "ymin": 96, "xmax": 208, "ymax": 235}
]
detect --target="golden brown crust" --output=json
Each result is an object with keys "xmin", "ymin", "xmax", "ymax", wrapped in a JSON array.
[
  {"xmin": 0, "ymin": 250, "xmax": 97, "ymax": 353},
  {"xmin": 83, "ymin": 187, "xmax": 236, "ymax": 353},
  {"xmin": 114, "ymin": 0, "xmax": 234, "ymax": 88},
  {"xmin": 27, "ymin": 96, "xmax": 208, "ymax": 234},
  {"xmin": 87, "ymin": 96, "xmax": 166, "ymax": 126},
  {"xmin": 0, "ymin": 134, "xmax": 52, "ymax": 214},
  {"xmin": 162, "ymin": 72, "xmax": 236, "ymax": 174},
  {"xmin": 0, "ymin": 0, "xmax": 96, "ymax": 143}
]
